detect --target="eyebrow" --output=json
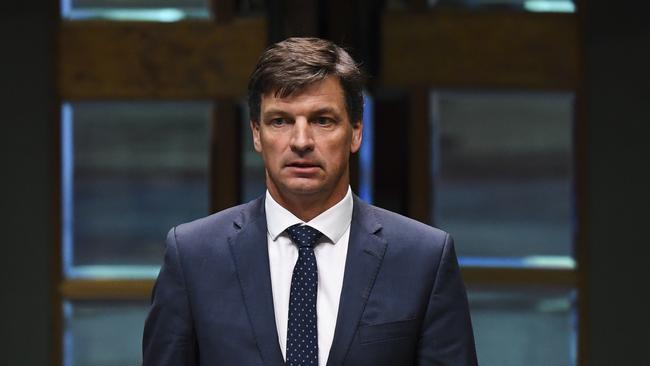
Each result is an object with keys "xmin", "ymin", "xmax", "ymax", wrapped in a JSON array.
[
  {"xmin": 261, "ymin": 108, "xmax": 291, "ymax": 118},
  {"xmin": 262, "ymin": 107, "xmax": 342, "ymax": 118},
  {"xmin": 310, "ymin": 107, "xmax": 340, "ymax": 117}
]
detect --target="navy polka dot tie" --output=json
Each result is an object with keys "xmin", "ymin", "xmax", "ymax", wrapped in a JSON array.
[{"xmin": 285, "ymin": 224, "xmax": 323, "ymax": 366}]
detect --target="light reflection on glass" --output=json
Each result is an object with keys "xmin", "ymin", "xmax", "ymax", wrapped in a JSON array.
[
  {"xmin": 388, "ymin": 0, "xmax": 575, "ymax": 13},
  {"xmin": 61, "ymin": 0, "xmax": 210, "ymax": 21}
]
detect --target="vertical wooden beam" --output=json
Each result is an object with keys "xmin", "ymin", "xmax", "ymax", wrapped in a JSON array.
[
  {"xmin": 349, "ymin": 150, "xmax": 360, "ymax": 195},
  {"xmin": 51, "ymin": 3, "xmax": 63, "ymax": 366},
  {"xmin": 52, "ymin": 107, "xmax": 63, "ymax": 366},
  {"xmin": 52, "ymin": 51, "xmax": 63, "ymax": 366},
  {"xmin": 574, "ymin": 1, "xmax": 588, "ymax": 365},
  {"xmin": 210, "ymin": 0, "xmax": 236, "ymax": 23},
  {"xmin": 373, "ymin": 92, "xmax": 409, "ymax": 214},
  {"xmin": 324, "ymin": 0, "xmax": 382, "ymax": 78},
  {"xmin": 211, "ymin": 100, "xmax": 241, "ymax": 212},
  {"xmin": 407, "ymin": 88, "xmax": 431, "ymax": 224},
  {"xmin": 285, "ymin": 0, "xmax": 320, "ymax": 36},
  {"xmin": 267, "ymin": 0, "xmax": 320, "ymax": 43},
  {"xmin": 408, "ymin": 0, "xmax": 429, "ymax": 12}
]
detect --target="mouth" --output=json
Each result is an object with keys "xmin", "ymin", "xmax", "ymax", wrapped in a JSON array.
[
  {"xmin": 285, "ymin": 161, "xmax": 321, "ymax": 174},
  {"xmin": 287, "ymin": 161, "xmax": 320, "ymax": 168}
]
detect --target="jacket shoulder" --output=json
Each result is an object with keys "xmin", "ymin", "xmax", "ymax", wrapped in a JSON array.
[
  {"xmin": 356, "ymin": 199, "xmax": 450, "ymax": 251},
  {"xmin": 170, "ymin": 196, "xmax": 264, "ymax": 249}
]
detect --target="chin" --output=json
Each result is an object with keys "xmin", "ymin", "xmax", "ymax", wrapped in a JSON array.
[{"xmin": 283, "ymin": 182, "xmax": 325, "ymax": 196}]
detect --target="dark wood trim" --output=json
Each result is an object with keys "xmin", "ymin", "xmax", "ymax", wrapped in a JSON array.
[
  {"xmin": 461, "ymin": 267, "xmax": 577, "ymax": 286},
  {"xmin": 574, "ymin": 0, "xmax": 588, "ymax": 365},
  {"xmin": 51, "ymin": 4, "xmax": 62, "ymax": 366},
  {"xmin": 57, "ymin": 269, "xmax": 577, "ymax": 298},
  {"xmin": 407, "ymin": 0, "xmax": 429, "ymax": 12},
  {"xmin": 211, "ymin": 99, "xmax": 241, "ymax": 212},
  {"xmin": 59, "ymin": 280, "xmax": 154, "ymax": 300},
  {"xmin": 59, "ymin": 18, "xmax": 267, "ymax": 99},
  {"xmin": 286, "ymin": 0, "xmax": 320, "ymax": 37},
  {"xmin": 52, "ymin": 106, "xmax": 62, "ymax": 366},
  {"xmin": 407, "ymin": 88, "xmax": 431, "ymax": 223},
  {"xmin": 381, "ymin": 9, "xmax": 579, "ymax": 90},
  {"xmin": 209, "ymin": 0, "xmax": 235, "ymax": 23}
]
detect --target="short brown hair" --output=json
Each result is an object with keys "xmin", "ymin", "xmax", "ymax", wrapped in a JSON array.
[{"xmin": 248, "ymin": 37, "xmax": 365, "ymax": 123}]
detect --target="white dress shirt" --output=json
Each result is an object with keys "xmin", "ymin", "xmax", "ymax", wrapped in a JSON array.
[{"xmin": 265, "ymin": 187, "xmax": 353, "ymax": 366}]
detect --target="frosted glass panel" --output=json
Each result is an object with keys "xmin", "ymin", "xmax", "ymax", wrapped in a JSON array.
[
  {"xmin": 431, "ymin": 91, "xmax": 574, "ymax": 265},
  {"xmin": 62, "ymin": 101, "xmax": 212, "ymax": 278}
]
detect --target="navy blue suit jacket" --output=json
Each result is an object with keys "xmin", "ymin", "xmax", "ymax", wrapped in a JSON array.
[{"xmin": 143, "ymin": 195, "xmax": 477, "ymax": 365}]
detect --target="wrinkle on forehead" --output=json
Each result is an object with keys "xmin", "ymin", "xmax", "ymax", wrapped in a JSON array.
[{"xmin": 261, "ymin": 77, "xmax": 347, "ymax": 117}]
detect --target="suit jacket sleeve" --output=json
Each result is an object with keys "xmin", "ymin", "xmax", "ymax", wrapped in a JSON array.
[
  {"xmin": 142, "ymin": 227, "xmax": 199, "ymax": 366},
  {"xmin": 417, "ymin": 234, "xmax": 478, "ymax": 366}
]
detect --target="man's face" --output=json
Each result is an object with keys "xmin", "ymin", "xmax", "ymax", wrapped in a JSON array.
[{"xmin": 251, "ymin": 76, "xmax": 362, "ymax": 205}]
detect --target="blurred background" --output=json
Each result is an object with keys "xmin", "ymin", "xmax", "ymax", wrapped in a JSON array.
[{"xmin": 1, "ymin": 0, "xmax": 649, "ymax": 365}]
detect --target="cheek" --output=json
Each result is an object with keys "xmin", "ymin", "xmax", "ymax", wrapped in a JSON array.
[
  {"xmin": 324, "ymin": 142, "xmax": 352, "ymax": 166},
  {"xmin": 259, "ymin": 139, "xmax": 285, "ymax": 164}
]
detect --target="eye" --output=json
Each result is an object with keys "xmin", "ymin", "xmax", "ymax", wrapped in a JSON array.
[
  {"xmin": 270, "ymin": 118, "xmax": 287, "ymax": 127},
  {"xmin": 315, "ymin": 117, "xmax": 334, "ymax": 126}
]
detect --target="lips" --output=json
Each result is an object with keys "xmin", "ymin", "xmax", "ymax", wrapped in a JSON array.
[
  {"xmin": 285, "ymin": 161, "xmax": 321, "ymax": 174},
  {"xmin": 287, "ymin": 161, "xmax": 320, "ymax": 168}
]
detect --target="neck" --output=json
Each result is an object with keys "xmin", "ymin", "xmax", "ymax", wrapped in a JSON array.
[{"xmin": 268, "ymin": 184, "xmax": 349, "ymax": 222}]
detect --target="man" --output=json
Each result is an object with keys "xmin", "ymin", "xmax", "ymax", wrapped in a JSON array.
[{"xmin": 143, "ymin": 37, "xmax": 477, "ymax": 366}]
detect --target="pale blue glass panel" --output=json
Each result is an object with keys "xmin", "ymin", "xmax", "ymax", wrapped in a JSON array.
[
  {"xmin": 62, "ymin": 102, "xmax": 212, "ymax": 278},
  {"xmin": 63, "ymin": 300, "xmax": 149, "ymax": 366},
  {"xmin": 61, "ymin": 0, "xmax": 210, "ymax": 21},
  {"xmin": 431, "ymin": 91, "xmax": 574, "ymax": 265},
  {"xmin": 468, "ymin": 286, "xmax": 576, "ymax": 366}
]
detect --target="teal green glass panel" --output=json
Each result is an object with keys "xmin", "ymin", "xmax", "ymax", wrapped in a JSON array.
[
  {"xmin": 468, "ymin": 286, "xmax": 576, "ymax": 366},
  {"xmin": 63, "ymin": 300, "xmax": 149, "ymax": 366}
]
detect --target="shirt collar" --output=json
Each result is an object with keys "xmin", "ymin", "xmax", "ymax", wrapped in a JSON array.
[{"xmin": 265, "ymin": 187, "xmax": 353, "ymax": 244}]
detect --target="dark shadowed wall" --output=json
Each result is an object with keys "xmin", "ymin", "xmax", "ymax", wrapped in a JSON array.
[
  {"xmin": 0, "ymin": 4, "xmax": 56, "ymax": 364},
  {"xmin": 583, "ymin": 2, "xmax": 650, "ymax": 365}
]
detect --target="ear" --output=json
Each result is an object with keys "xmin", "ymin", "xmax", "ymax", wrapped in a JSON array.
[
  {"xmin": 350, "ymin": 120, "xmax": 363, "ymax": 154},
  {"xmin": 250, "ymin": 120, "xmax": 262, "ymax": 153}
]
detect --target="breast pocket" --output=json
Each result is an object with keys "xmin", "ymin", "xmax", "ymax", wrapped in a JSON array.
[{"xmin": 358, "ymin": 318, "xmax": 419, "ymax": 345}]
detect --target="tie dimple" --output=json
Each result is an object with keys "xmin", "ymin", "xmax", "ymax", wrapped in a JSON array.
[{"xmin": 285, "ymin": 224, "xmax": 323, "ymax": 366}]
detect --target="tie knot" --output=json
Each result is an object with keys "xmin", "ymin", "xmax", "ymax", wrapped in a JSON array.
[{"xmin": 286, "ymin": 224, "xmax": 323, "ymax": 249}]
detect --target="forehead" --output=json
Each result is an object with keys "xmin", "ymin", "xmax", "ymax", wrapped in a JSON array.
[{"xmin": 261, "ymin": 76, "xmax": 346, "ymax": 114}]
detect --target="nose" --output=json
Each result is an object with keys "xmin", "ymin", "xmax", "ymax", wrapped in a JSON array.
[{"xmin": 290, "ymin": 118, "xmax": 314, "ymax": 153}]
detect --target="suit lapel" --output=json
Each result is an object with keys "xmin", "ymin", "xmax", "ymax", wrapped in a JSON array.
[
  {"xmin": 228, "ymin": 198, "xmax": 285, "ymax": 366},
  {"xmin": 326, "ymin": 197, "xmax": 387, "ymax": 366}
]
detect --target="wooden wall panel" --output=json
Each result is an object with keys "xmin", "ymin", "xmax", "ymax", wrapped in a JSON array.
[
  {"xmin": 382, "ymin": 10, "xmax": 578, "ymax": 90},
  {"xmin": 461, "ymin": 267, "xmax": 577, "ymax": 286},
  {"xmin": 59, "ymin": 18, "xmax": 266, "ymax": 99}
]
